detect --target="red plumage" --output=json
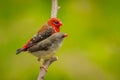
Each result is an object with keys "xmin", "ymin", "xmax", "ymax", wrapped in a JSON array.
[{"xmin": 16, "ymin": 18, "xmax": 62, "ymax": 54}]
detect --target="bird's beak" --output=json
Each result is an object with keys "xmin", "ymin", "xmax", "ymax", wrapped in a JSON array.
[
  {"xmin": 59, "ymin": 21, "xmax": 63, "ymax": 26},
  {"xmin": 63, "ymin": 33, "xmax": 68, "ymax": 37}
]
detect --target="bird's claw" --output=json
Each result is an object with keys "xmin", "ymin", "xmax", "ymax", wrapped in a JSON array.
[{"xmin": 40, "ymin": 65, "xmax": 48, "ymax": 72}]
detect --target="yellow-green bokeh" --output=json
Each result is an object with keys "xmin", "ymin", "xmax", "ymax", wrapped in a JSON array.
[{"xmin": 0, "ymin": 0, "xmax": 120, "ymax": 80}]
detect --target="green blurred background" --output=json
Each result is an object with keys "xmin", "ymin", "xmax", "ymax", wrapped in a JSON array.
[{"xmin": 0, "ymin": 0, "xmax": 120, "ymax": 80}]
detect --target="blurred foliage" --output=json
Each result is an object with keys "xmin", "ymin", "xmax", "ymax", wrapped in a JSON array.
[{"xmin": 0, "ymin": 0, "xmax": 120, "ymax": 80}]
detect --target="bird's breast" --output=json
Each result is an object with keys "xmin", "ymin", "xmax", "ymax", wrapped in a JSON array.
[{"xmin": 30, "ymin": 42, "xmax": 62, "ymax": 60}]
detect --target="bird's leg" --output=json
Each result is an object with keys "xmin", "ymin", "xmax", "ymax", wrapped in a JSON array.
[
  {"xmin": 38, "ymin": 58, "xmax": 43, "ymax": 68},
  {"xmin": 40, "ymin": 60, "xmax": 48, "ymax": 72},
  {"xmin": 38, "ymin": 58, "xmax": 48, "ymax": 72},
  {"xmin": 40, "ymin": 64, "xmax": 48, "ymax": 72},
  {"xmin": 41, "ymin": 56, "xmax": 58, "ymax": 71}
]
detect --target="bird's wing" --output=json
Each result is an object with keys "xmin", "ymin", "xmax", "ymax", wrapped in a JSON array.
[
  {"xmin": 28, "ymin": 40, "xmax": 52, "ymax": 52},
  {"xmin": 23, "ymin": 27, "xmax": 53, "ymax": 50}
]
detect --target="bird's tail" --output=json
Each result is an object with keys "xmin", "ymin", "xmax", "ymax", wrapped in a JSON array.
[{"xmin": 16, "ymin": 48, "xmax": 24, "ymax": 55}]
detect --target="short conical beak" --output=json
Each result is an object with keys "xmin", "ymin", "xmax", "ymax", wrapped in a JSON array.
[
  {"xmin": 63, "ymin": 33, "xmax": 68, "ymax": 37},
  {"xmin": 59, "ymin": 21, "xmax": 63, "ymax": 26}
]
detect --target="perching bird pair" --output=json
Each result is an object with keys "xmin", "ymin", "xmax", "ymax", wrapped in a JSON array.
[{"xmin": 16, "ymin": 18, "xmax": 68, "ymax": 63}]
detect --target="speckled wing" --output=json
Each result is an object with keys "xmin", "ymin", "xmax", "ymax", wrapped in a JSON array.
[{"xmin": 24, "ymin": 27, "xmax": 53, "ymax": 50}]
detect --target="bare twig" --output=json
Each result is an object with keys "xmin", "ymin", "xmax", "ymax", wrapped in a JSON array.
[
  {"xmin": 51, "ymin": 0, "xmax": 60, "ymax": 18},
  {"xmin": 37, "ymin": 57, "xmax": 57, "ymax": 80},
  {"xmin": 37, "ymin": 0, "xmax": 59, "ymax": 80}
]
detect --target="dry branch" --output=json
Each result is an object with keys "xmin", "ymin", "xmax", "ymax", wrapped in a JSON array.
[
  {"xmin": 37, "ymin": 0, "xmax": 60, "ymax": 80},
  {"xmin": 37, "ymin": 57, "xmax": 57, "ymax": 80},
  {"xmin": 51, "ymin": 0, "xmax": 60, "ymax": 18}
]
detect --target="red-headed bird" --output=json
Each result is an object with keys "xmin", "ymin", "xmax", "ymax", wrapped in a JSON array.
[{"xmin": 16, "ymin": 18, "xmax": 62, "ymax": 54}]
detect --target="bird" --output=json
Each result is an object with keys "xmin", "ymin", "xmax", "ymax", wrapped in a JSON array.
[
  {"xmin": 27, "ymin": 32, "xmax": 68, "ymax": 61},
  {"xmin": 16, "ymin": 32, "xmax": 68, "ymax": 71},
  {"xmin": 16, "ymin": 18, "xmax": 62, "ymax": 54}
]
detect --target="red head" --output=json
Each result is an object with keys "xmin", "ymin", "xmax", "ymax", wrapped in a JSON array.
[{"xmin": 47, "ymin": 18, "xmax": 62, "ymax": 32}]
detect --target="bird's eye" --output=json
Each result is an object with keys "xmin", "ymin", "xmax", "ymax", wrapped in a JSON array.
[{"xmin": 54, "ymin": 21, "xmax": 59, "ymax": 24}]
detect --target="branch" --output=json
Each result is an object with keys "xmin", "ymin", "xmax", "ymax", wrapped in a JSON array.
[
  {"xmin": 37, "ymin": 57, "xmax": 57, "ymax": 80},
  {"xmin": 37, "ymin": 0, "xmax": 59, "ymax": 80},
  {"xmin": 51, "ymin": 0, "xmax": 60, "ymax": 18}
]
